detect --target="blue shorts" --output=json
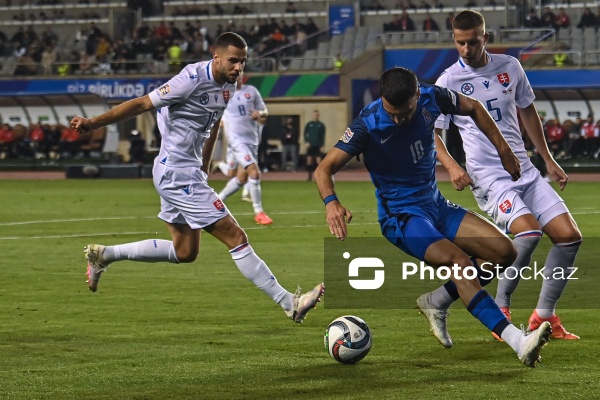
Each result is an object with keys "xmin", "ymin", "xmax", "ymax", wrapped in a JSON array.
[{"xmin": 379, "ymin": 193, "xmax": 467, "ymax": 260}]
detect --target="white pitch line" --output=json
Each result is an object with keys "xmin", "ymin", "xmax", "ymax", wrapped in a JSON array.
[
  {"xmin": 0, "ymin": 209, "xmax": 598, "ymax": 240},
  {"xmin": 0, "ymin": 222, "xmax": 380, "ymax": 240},
  {"xmin": 0, "ymin": 210, "xmax": 377, "ymax": 227}
]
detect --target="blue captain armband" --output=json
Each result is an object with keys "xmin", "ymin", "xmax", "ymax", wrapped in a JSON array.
[{"xmin": 323, "ymin": 194, "xmax": 338, "ymax": 205}]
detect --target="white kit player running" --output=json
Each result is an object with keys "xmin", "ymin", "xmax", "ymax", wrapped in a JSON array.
[
  {"xmin": 419, "ymin": 10, "xmax": 581, "ymax": 344},
  {"xmin": 69, "ymin": 32, "xmax": 324, "ymax": 324},
  {"xmin": 218, "ymin": 75, "xmax": 273, "ymax": 225}
]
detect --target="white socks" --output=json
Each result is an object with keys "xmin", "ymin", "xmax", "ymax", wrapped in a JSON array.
[
  {"xmin": 102, "ymin": 239, "xmax": 180, "ymax": 264},
  {"xmin": 500, "ymin": 324, "xmax": 525, "ymax": 354},
  {"xmin": 248, "ymin": 177, "xmax": 263, "ymax": 214},
  {"xmin": 217, "ymin": 161, "xmax": 230, "ymax": 175},
  {"xmin": 229, "ymin": 243, "xmax": 293, "ymax": 311},
  {"xmin": 219, "ymin": 177, "xmax": 243, "ymax": 200}
]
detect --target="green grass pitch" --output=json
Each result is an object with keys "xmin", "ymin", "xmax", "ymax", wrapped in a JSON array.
[{"xmin": 0, "ymin": 177, "xmax": 599, "ymax": 399}]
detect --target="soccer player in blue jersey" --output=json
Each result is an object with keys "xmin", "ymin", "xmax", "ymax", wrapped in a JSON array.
[
  {"xmin": 69, "ymin": 32, "xmax": 323, "ymax": 324},
  {"xmin": 314, "ymin": 67, "xmax": 552, "ymax": 367}
]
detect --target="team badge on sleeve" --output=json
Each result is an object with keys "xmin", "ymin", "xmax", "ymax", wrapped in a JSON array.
[
  {"xmin": 213, "ymin": 199, "xmax": 226, "ymax": 212},
  {"xmin": 499, "ymin": 199, "xmax": 513, "ymax": 214},
  {"xmin": 497, "ymin": 73, "xmax": 510, "ymax": 87},
  {"xmin": 158, "ymin": 84, "xmax": 171, "ymax": 96},
  {"xmin": 341, "ymin": 128, "xmax": 354, "ymax": 143}
]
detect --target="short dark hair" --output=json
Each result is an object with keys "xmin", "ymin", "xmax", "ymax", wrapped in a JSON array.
[
  {"xmin": 378, "ymin": 67, "xmax": 419, "ymax": 107},
  {"xmin": 452, "ymin": 10, "xmax": 485, "ymax": 31},
  {"xmin": 215, "ymin": 32, "xmax": 247, "ymax": 50}
]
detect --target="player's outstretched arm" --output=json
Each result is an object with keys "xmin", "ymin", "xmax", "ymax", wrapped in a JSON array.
[
  {"xmin": 519, "ymin": 104, "xmax": 569, "ymax": 190},
  {"xmin": 314, "ymin": 147, "xmax": 354, "ymax": 240},
  {"xmin": 434, "ymin": 128, "xmax": 473, "ymax": 191},
  {"xmin": 457, "ymin": 93, "xmax": 521, "ymax": 181},
  {"xmin": 70, "ymin": 95, "xmax": 155, "ymax": 133}
]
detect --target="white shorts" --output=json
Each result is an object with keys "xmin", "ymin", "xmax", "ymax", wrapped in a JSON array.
[
  {"xmin": 230, "ymin": 143, "xmax": 258, "ymax": 169},
  {"xmin": 471, "ymin": 166, "xmax": 569, "ymax": 233},
  {"xmin": 153, "ymin": 161, "xmax": 230, "ymax": 229}
]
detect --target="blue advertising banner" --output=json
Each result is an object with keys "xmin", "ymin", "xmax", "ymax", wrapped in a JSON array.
[
  {"xmin": 384, "ymin": 48, "xmax": 522, "ymax": 81},
  {"xmin": 0, "ymin": 78, "xmax": 168, "ymax": 100},
  {"xmin": 328, "ymin": 4, "xmax": 355, "ymax": 36}
]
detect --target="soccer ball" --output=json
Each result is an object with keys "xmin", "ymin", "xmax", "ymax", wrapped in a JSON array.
[{"xmin": 324, "ymin": 315, "xmax": 372, "ymax": 364}]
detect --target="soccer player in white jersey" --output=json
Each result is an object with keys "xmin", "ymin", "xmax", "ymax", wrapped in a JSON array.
[
  {"xmin": 69, "ymin": 32, "xmax": 324, "ymax": 324},
  {"xmin": 218, "ymin": 75, "xmax": 273, "ymax": 225},
  {"xmin": 421, "ymin": 10, "xmax": 581, "ymax": 343}
]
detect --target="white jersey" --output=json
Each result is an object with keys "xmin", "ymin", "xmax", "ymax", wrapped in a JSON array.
[
  {"xmin": 149, "ymin": 60, "xmax": 236, "ymax": 168},
  {"xmin": 222, "ymin": 84, "xmax": 266, "ymax": 146},
  {"xmin": 435, "ymin": 53, "xmax": 536, "ymax": 186}
]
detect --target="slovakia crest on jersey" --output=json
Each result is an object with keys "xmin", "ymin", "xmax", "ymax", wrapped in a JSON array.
[
  {"xmin": 341, "ymin": 128, "xmax": 354, "ymax": 143},
  {"xmin": 244, "ymin": 92, "xmax": 251, "ymax": 99},
  {"xmin": 497, "ymin": 73, "xmax": 510, "ymax": 87},
  {"xmin": 213, "ymin": 199, "xmax": 226, "ymax": 212},
  {"xmin": 499, "ymin": 199, "xmax": 513, "ymax": 214},
  {"xmin": 223, "ymin": 90, "xmax": 230, "ymax": 105}
]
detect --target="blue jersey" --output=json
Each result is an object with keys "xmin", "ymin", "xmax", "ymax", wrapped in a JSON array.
[{"xmin": 335, "ymin": 83, "xmax": 461, "ymax": 219}]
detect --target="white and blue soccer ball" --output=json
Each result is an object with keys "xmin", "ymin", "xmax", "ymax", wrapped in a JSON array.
[{"xmin": 324, "ymin": 315, "xmax": 372, "ymax": 364}]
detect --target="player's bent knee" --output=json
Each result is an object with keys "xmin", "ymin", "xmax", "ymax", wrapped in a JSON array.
[{"xmin": 175, "ymin": 248, "xmax": 199, "ymax": 263}]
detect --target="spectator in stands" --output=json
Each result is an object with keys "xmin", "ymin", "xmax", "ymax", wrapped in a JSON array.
[
  {"xmin": 292, "ymin": 27, "xmax": 307, "ymax": 55},
  {"xmin": 555, "ymin": 8, "xmax": 571, "ymax": 32},
  {"xmin": 40, "ymin": 26, "xmax": 58, "ymax": 47},
  {"xmin": 286, "ymin": 2, "xmax": 298, "ymax": 13},
  {"xmin": 280, "ymin": 19, "xmax": 294, "ymax": 37},
  {"xmin": 14, "ymin": 49, "xmax": 37, "ymax": 76},
  {"xmin": 28, "ymin": 123, "xmax": 47, "ymax": 159},
  {"xmin": 127, "ymin": 0, "xmax": 152, "ymax": 17},
  {"xmin": 545, "ymin": 118, "xmax": 566, "ymax": 159},
  {"xmin": 465, "ymin": 0, "xmax": 477, "ymax": 7},
  {"xmin": 167, "ymin": 40, "xmax": 183, "ymax": 73},
  {"xmin": 581, "ymin": 114, "xmax": 599, "ymax": 157},
  {"xmin": 304, "ymin": 17, "xmax": 320, "ymax": 49},
  {"xmin": 399, "ymin": 11, "xmax": 416, "ymax": 31},
  {"xmin": 40, "ymin": 44, "xmax": 57, "ymax": 75},
  {"xmin": 445, "ymin": 12, "xmax": 455, "ymax": 30},
  {"xmin": 0, "ymin": 123, "xmax": 15, "ymax": 159},
  {"xmin": 396, "ymin": 0, "xmax": 417, "ymax": 10},
  {"xmin": 281, "ymin": 117, "xmax": 299, "ymax": 172},
  {"xmin": 524, "ymin": 8, "xmax": 542, "ymax": 28},
  {"xmin": 78, "ymin": 51, "xmax": 96, "ymax": 74},
  {"xmin": 541, "ymin": 7, "xmax": 557, "ymax": 31},
  {"xmin": 577, "ymin": 7, "xmax": 597, "ymax": 29},
  {"xmin": 566, "ymin": 116, "xmax": 583, "ymax": 158},
  {"xmin": 420, "ymin": 1, "xmax": 432, "ymax": 9},
  {"xmin": 58, "ymin": 125, "xmax": 80, "ymax": 159},
  {"xmin": 385, "ymin": 13, "xmax": 415, "ymax": 32},
  {"xmin": 111, "ymin": 39, "xmax": 136, "ymax": 73},
  {"xmin": 422, "ymin": 13, "xmax": 440, "ymax": 31},
  {"xmin": 10, "ymin": 27, "xmax": 25, "ymax": 46}
]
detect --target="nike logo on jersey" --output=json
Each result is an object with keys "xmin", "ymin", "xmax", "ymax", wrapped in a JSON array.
[
  {"xmin": 380, "ymin": 135, "xmax": 393, "ymax": 144},
  {"xmin": 483, "ymin": 80, "xmax": 490, "ymax": 88}
]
